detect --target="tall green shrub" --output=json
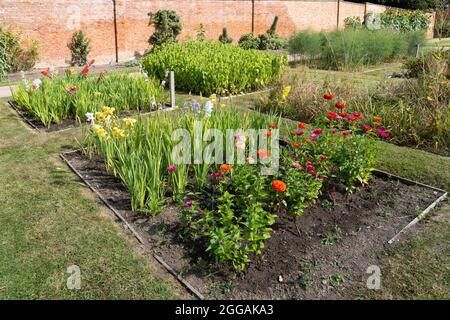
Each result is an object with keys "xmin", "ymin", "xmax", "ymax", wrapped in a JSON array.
[
  {"xmin": 219, "ymin": 27, "xmax": 233, "ymax": 44},
  {"xmin": 148, "ymin": 10, "xmax": 182, "ymax": 46},
  {"xmin": 259, "ymin": 16, "xmax": 287, "ymax": 50},
  {"xmin": 196, "ymin": 24, "xmax": 206, "ymax": 42},
  {"xmin": 320, "ymin": 29, "xmax": 425, "ymax": 70},
  {"xmin": 288, "ymin": 30, "xmax": 323, "ymax": 57},
  {"xmin": 68, "ymin": 30, "xmax": 91, "ymax": 66}
]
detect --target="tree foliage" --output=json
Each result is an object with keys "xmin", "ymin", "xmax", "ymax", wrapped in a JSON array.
[{"xmin": 148, "ymin": 10, "xmax": 182, "ymax": 46}]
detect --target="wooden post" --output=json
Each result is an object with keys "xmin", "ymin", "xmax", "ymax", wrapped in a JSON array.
[
  {"xmin": 337, "ymin": 0, "xmax": 340, "ymax": 29},
  {"xmin": 170, "ymin": 71, "xmax": 175, "ymax": 108},
  {"xmin": 251, "ymin": 0, "xmax": 255, "ymax": 33},
  {"xmin": 414, "ymin": 44, "xmax": 420, "ymax": 58}
]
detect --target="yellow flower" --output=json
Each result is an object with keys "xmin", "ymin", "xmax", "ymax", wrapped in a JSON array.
[
  {"xmin": 123, "ymin": 117, "xmax": 137, "ymax": 128},
  {"xmin": 67, "ymin": 68, "xmax": 76, "ymax": 76},
  {"xmin": 92, "ymin": 124, "xmax": 106, "ymax": 138},
  {"xmin": 95, "ymin": 112, "xmax": 105, "ymax": 121},
  {"xmin": 209, "ymin": 94, "xmax": 217, "ymax": 102},
  {"xmin": 427, "ymin": 96, "xmax": 434, "ymax": 102},
  {"xmin": 102, "ymin": 106, "xmax": 115, "ymax": 116},
  {"xmin": 280, "ymin": 85, "xmax": 291, "ymax": 103},
  {"xmin": 94, "ymin": 91, "xmax": 102, "ymax": 97},
  {"xmin": 112, "ymin": 127, "xmax": 126, "ymax": 138}
]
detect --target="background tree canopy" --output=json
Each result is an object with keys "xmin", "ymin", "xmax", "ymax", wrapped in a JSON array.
[{"xmin": 351, "ymin": 0, "xmax": 449, "ymax": 10}]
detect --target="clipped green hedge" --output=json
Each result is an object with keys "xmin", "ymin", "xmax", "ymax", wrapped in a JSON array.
[{"xmin": 142, "ymin": 41, "xmax": 287, "ymax": 95}]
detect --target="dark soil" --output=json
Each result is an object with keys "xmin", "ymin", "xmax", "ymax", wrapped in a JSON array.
[
  {"xmin": 8, "ymin": 100, "xmax": 77, "ymax": 132},
  {"xmin": 64, "ymin": 150, "xmax": 444, "ymax": 300}
]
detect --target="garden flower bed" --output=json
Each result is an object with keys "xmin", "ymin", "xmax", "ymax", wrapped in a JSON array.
[
  {"xmin": 10, "ymin": 61, "xmax": 168, "ymax": 130},
  {"xmin": 62, "ymin": 151, "xmax": 445, "ymax": 299},
  {"xmin": 60, "ymin": 96, "xmax": 446, "ymax": 299}
]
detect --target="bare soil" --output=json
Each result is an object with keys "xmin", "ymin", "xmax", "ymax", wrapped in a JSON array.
[{"xmin": 64, "ymin": 150, "xmax": 444, "ymax": 300}]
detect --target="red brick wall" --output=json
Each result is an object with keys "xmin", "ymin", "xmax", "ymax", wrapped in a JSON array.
[{"xmin": 0, "ymin": 0, "xmax": 436, "ymax": 67}]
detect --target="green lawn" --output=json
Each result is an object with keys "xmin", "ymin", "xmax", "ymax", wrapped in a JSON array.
[{"xmin": 1, "ymin": 70, "xmax": 449, "ymax": 299}]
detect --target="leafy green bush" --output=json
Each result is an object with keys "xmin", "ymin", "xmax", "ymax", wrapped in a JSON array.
[
  {"xmin": 219, "ymin": 27, "xmax": 233, "ymax": 44},
  {"xmin": 258, "ymin": 33, "xmax": 287, "ymax": 50},
  {"xmin": 344, "ymin": 16, "xmax": 363, "ymax": 29},
  {"xmin": 0, "ymin": 25, "xmax": 39, "ymax": 72},
  {"xmin": 148, "ymin": 10, "xmax": 182, "ymax": 46},
  {"xmin": 238, "ymin": 17, "xmax": 287, "ymax": 51},
  {"xmin": 238, "ymin": 32, "xmax": 260, "ymax": 50},
  {"xmin": 181, "ymin": 164, "xmax": 277, "ymax": 271},
  {"xmin": 380, "ymin": 8, "xmax": 431, "ymax": 32},
  {"xmin": 142, "ymin": 41, "xmax": 287, "ymax": 95},
  {"xmin": 68, "ymin": 30, "xmax": 91, "ymax": 66},
  {"xmin": 12, "ymin": 70, "xmax": 166, "ymax": 127},
  {"xmin": 0, "ymin": 37, "xmax": 7, "ymax": 76}
]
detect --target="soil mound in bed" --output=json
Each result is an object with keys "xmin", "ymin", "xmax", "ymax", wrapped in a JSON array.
[{"xmin": 64, "ymin": 150, "xmax": 443, "ymax": 299}]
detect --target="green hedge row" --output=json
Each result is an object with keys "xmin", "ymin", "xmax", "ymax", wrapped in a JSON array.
[{"xmin": 143, "ymin": 41, "xmax": 288, "ymax": 95}]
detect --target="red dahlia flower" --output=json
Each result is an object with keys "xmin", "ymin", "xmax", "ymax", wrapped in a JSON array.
[
  {"xmin": 298, "ymin": 122, "xmax": 307, "ymax": 129},
  {"xmin": 353, "ymin": 112, "xmax": 362, "ymax": 119},
  {"xmin": 323, "ymin": 93, "xmax": 334, "ymax": 100},
  {"xmin": 269, "ymin": 123, "xmax": 277, "ymax": 129},
  {"xmin": 376, "ymin": 129, "xmax": 390, "ymax": 137},
  {"xmin": 335, "ymin": 102, "xmax": 345, "ymax": 110},
  {"xmin": 272, "ymin": 180, "xmax": 287, "ymax": 193},
  {"xmin": 81, "ymin": 66, "xmax": 90, "ymax": 76},
  {"xmin": 313, "ymin": 128, "xmax": 324, "ymax": 135},
  {"xmin": 327, "ymin": 111, "xmax": 337, "ymax": 121}
]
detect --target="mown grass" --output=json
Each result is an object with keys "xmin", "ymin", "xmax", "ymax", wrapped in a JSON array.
[
  {"xmin": 355, "ymin": 202, "xmax": 450, "ymax": 300},
  {"xmin": 0, "ymin": 97, "xmax": 178, "ymax": 299}
]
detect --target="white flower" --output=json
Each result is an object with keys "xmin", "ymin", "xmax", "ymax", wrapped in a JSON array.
[
  {"xmin": 32, "ymin": 79, "xmax": 42, "ymax": 89},
  {"xmin": 204, "ymin": 101, "xmax": 214, "ymax": 117},
  {"xmin": 23, "ymin": 79, "xmax": 30, "ymax": 91},
  {"xmin": 85, "ymin": 112, "xmax": 95, "ymax": 122},
  {"xmin": 161, "ymin": 80, "xmax": 166, "ymax": 87}
]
